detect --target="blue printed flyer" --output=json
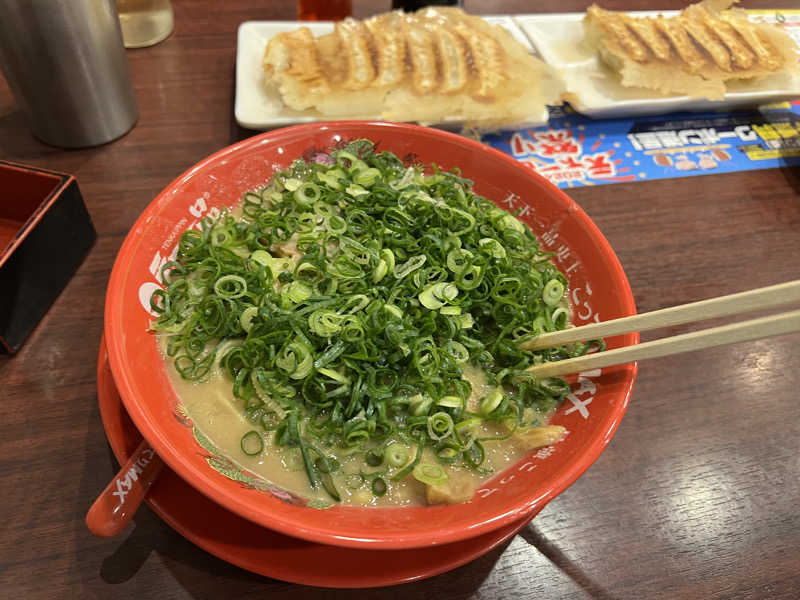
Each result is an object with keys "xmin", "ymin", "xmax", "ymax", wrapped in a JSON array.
[{"xmin": 482, "ymin": 101, "xmax": 800, "ymax": 189}]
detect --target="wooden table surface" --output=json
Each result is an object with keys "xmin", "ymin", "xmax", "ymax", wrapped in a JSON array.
[{"xmin": 2, "ymin": 1, "xmax": 799, "ymax": 598}]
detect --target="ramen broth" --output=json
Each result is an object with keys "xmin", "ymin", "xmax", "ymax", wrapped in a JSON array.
[{"xmin": 164, "ymin": 351, "xmax": 559, "ymax": 506}]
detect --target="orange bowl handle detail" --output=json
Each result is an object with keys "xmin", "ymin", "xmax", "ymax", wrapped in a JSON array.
[{"xmin": 85, "ymin": 439, "xmax": 164, "ymax": 538}]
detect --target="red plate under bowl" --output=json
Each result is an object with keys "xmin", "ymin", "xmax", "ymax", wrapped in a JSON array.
[{"xmin": 105, "ymin": 121, "xmax": 637, "ymax": 550}]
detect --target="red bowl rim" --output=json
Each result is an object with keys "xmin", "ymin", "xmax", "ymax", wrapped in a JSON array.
[{"xmin": 105, "ymin": 120, "xmax": 638, "ymax": 549}]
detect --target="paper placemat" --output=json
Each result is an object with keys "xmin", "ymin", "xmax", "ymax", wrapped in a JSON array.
[{"xmin": 482, "ymin": 101, "xmax": 800, "ymax": 189}]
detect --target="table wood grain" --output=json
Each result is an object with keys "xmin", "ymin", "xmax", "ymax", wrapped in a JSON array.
[{"xmin": 1, "ymin": 1, "xmax": 798, "ymax": 598}]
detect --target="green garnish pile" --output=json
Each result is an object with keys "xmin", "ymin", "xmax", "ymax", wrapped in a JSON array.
[{"xmin": 150, "ymin": 140, "xmax": 598, "ymax": 502}]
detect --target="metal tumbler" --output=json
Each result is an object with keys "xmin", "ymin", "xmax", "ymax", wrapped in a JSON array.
[{"xmin": 0, "ymin": 0, "xmax": 138, "ymax": 148}]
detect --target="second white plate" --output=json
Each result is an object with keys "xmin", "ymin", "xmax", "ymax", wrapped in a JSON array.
[{"xmin": 514, "ymin": 11, "xmax": 800, "ymax": 118}]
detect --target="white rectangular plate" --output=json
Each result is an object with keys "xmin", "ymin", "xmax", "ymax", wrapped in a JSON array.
[
  {"xmin": 234, "ymin": 17, "xmax": 548, "ymax": 130},
  {"xmin": 514, "ymin": 11, "xmax": 800, "ymax": 119}
]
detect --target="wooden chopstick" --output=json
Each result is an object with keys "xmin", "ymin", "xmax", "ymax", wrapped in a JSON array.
[
  {"xmin": 520, "ymin": 280, "xmax": 800, "ymax": 351},
  {"xmin": 526, "ymin": 309, "xmax": 800, "ymax": 378}
]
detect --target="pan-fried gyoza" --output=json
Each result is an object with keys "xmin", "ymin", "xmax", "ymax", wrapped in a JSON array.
[
  {"xmin": 583, "ymin": 0, "xmax": 799, "ymax": 100},
  {"xmin": 262, "ymin": 7, "xmax": 563, "ymax": 130}
]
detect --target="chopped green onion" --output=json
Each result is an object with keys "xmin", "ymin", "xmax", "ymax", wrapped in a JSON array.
[
  {"xmin": 384, "ymin": 304, "xmax": 402, "ymax": 319},
  {"xmin": 437, "ymin": 395, "xmax": 464, "ymax": 409},
  {"xmin": 371, "ymin": 477, "xmax": 388, "ymax": 497},
  {"xmin": 543, "ymin": 279, "xmax": 565, "ymax": 307},
  {"xmin": 551, "ymin": 306, "xmax": 569, "ymax": 328},
  {"xmin": 393, "ymin": 255, "xmax": 426, "ymax": 279},
  {"xmin": 380, "ymin": 248, "xmax": 395, "ymax": 273},
  {"xmin": 275, "ymin": 339, "xmax": 314, "ymax": 379},
  {"xmin": 385, "ymin": 444, "xmax": 409, "ymax": 467},
  {"xmin": 249, "ymin": 250, "xmax": 271, "ymax": 266},
  {"xmin": 308, "ymin": 310, "xmax": 345, "ymax": 336},
  {"xmin": 419, "ymin": 282, "xmax": 458, "ymax": 310},
  {"xmin": 346, "ymin": 184, "xmax": 369, "ymax": 197},
  {"xmin": 366, "ymin": 449, "xmax": 383, "ymax": 467},
  {"xmin": 317, "ymin": 367, "xmax": 350, "ymax": 384},
  {"xmin": 340, "ymin": 294, "xmax": 370, "ymax": 314},
  {"xmin": 480, "ymin": 389, "xmax": 504, "ymax": 416},
  {"xmin": 444, "ymin": 340, "xmax": 469, "ymax": 363},
  {"xmin": 464, "ymin": 440, "xmax": 485, "ymax": 468},
  {"xmin": 325, "ymin": 214, "xmax": 347, "ymax": 234},
  {"xmin": 317, "ymin": 169, "xmax": 345, "ymax": 190},
  {"xmin": 412, "ymin": 463, "xmax": 449, "ymax": 486},
  {"xmin": 286, "ymin": 280, "xmax": 313, "ymax": 303},
  {"xmin": 479, "ymin": 237, "xmax": 507, "ymax": 259},
  {"xmin": 391, "ymin": 440, "xmax": 424, "ymax": 481},
  {"xmin": 446, "ymin": 248, "xmax": 473, "ymax": 273},
  {"xmin": 454, "ymin": 264, "xmax": 482, "ymax": 290},
  {"xmin": 427, "ymin": 412, "xmax": 454, "ymax": 441},
  {"xmin": 501, "ymin": 213, "xmax": 525, "ymax": 233},
  {"xmin": 454, "ymin": 313, "xmax": 474, "ymax": 329},
  {"xmin": 283, "ymin": 178, "xmax": 302, "ymax": 191},
  {"xmin": 239, "ymin": 306, "xmax": 258, "ymax": 332},
  {"xmin": 294, "ymin": 182, "xmax": 320, "ymax": 206},
  {"xmin": 372, "ymin": 259, "xmax": 388, "ymax": 283},
  {"xmin": 214, "ymin": 275, "xmax": 246, "ymax": 299},
  {"xmin": 149, "ymin": 139, "xmax": 589, "ymax": 504},
  {"xmin": 436, "ymin": 446, "xmax": 460, "ymax": 462},
  {"xmin": 354, "ymin": 167, "xmax": 381, "ymax": 187},
  {"xmin": 334, "ymin": 150, "xmax": 366, "ymax": 172},
  {"xmin": 455, "ymin": 417, "xmax": 482, "ymax": 433},
  {"xmin": 315, "ymin": 455, "xmax": 339, "ymax": 474},
  {"xmin": 240, "ymin": 431, "xmax": 263, "ymax": 456},
  {"xmin": 532, "ymin": 315, "xmax": 547, "ymax": 335},
  {"xmin": 410, "ymin": 394, "xmax": 434, "ymax": 416}
]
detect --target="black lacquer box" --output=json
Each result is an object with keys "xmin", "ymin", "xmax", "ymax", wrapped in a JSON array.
[{"xmin": 0, "ymin": 161, "xmax": 96, "ymax": 353}]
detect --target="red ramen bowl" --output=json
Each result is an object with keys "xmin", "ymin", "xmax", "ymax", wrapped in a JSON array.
[{"xmin": 105, "ymin": 121, "xmax": 637, "ymax": 550}]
